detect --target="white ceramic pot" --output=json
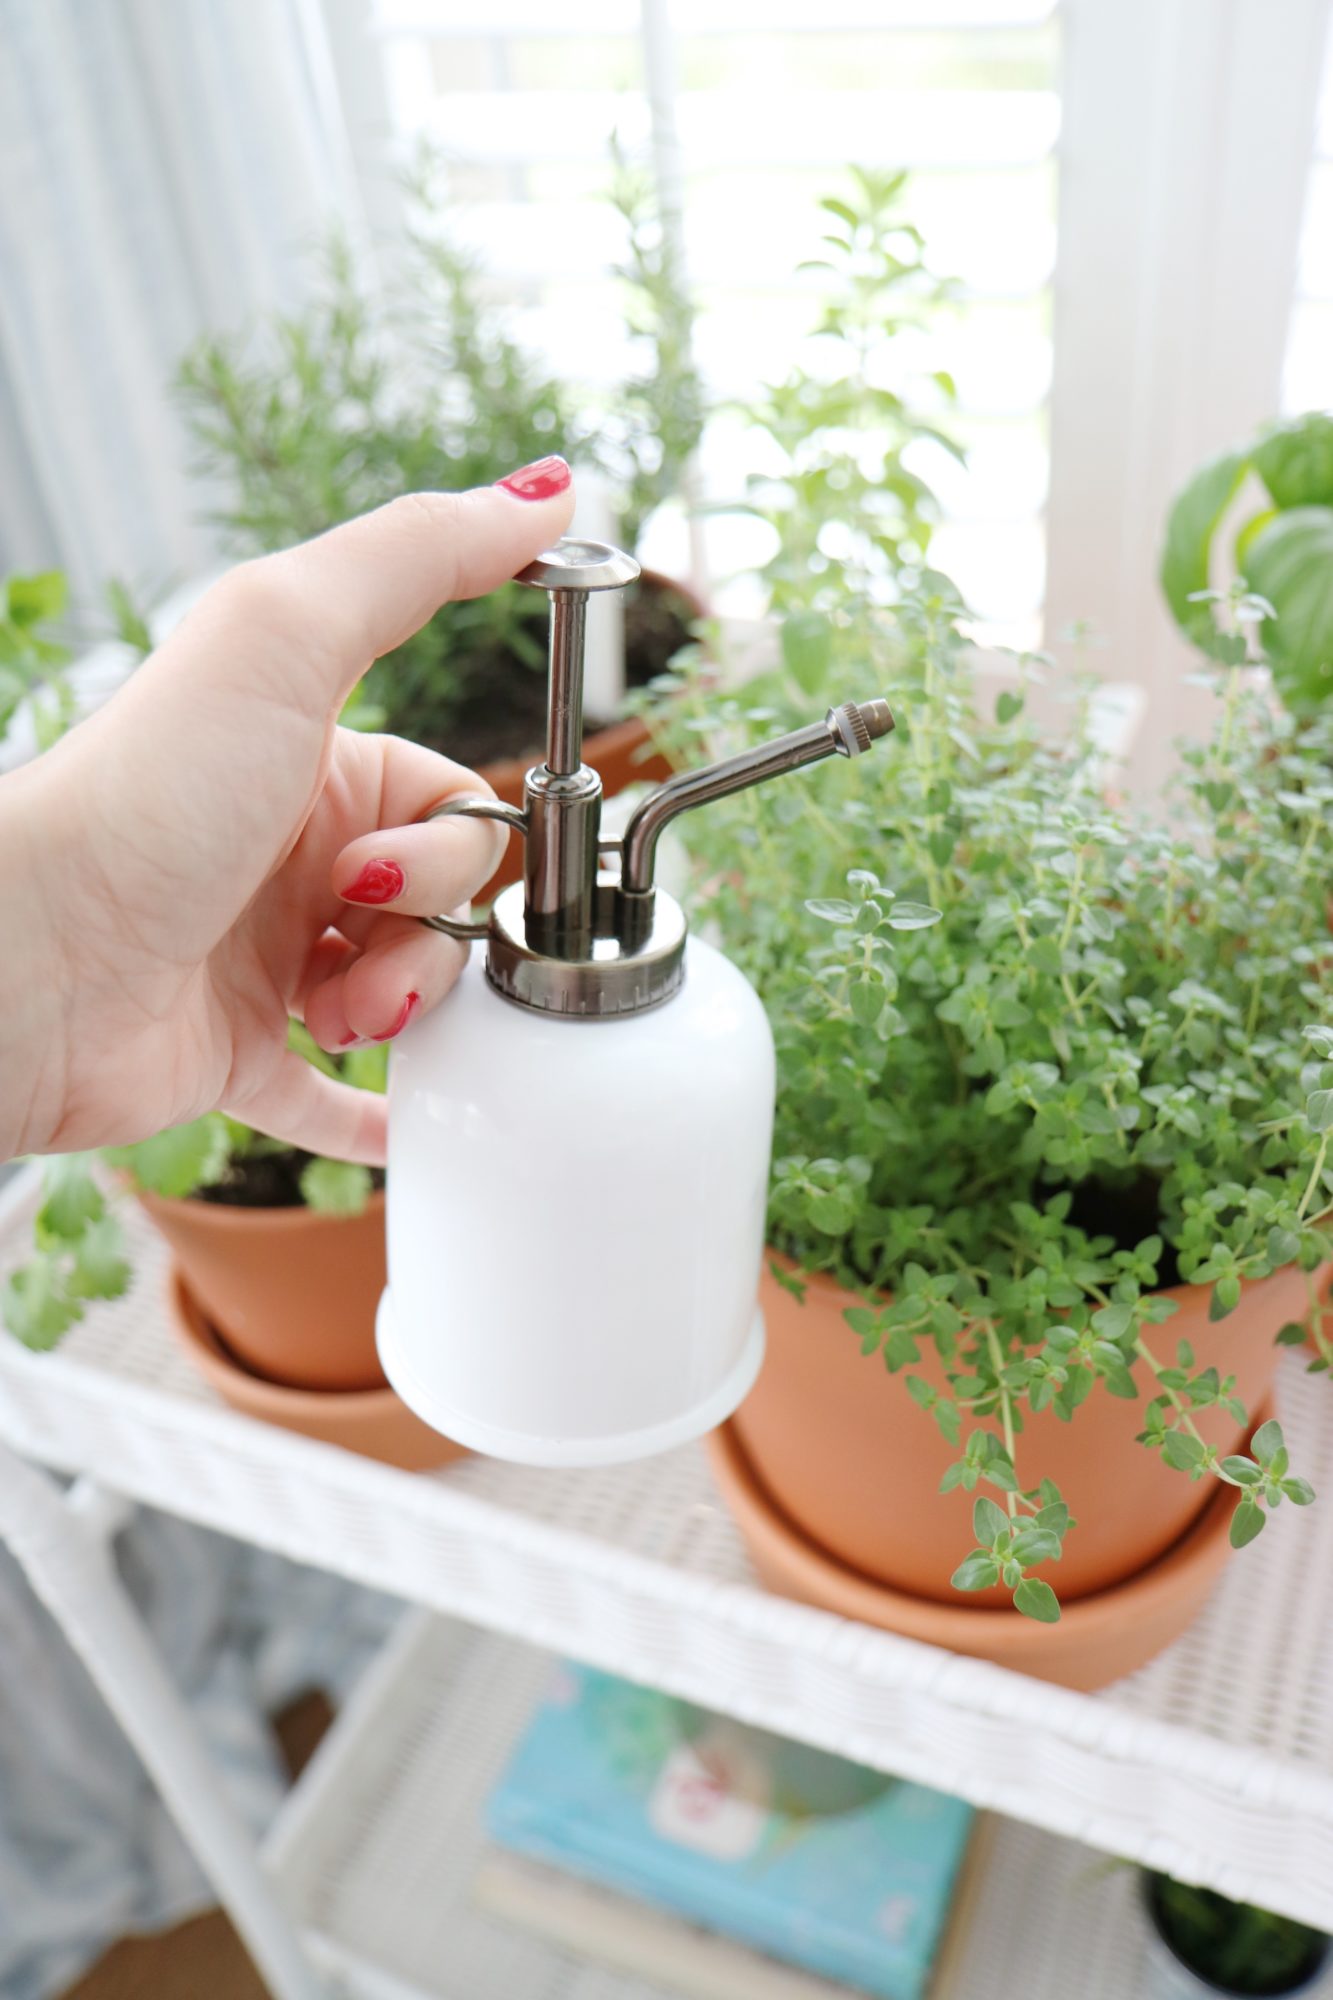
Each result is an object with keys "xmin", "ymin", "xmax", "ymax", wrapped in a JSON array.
[{"xmin": 378, "ymin": 935, "xmax": 774, "ymax": 1466}]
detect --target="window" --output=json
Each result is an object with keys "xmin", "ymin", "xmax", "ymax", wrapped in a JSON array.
[
  {"xmin": 349, "ymin": 0, "xmax": 1332, "ymax": 777},
  {"xmin": 366, "ymin": 0, "xmax": 1058, "ymax": 648}
]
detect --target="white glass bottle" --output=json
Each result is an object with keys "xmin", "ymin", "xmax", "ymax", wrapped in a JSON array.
[
  {"xmin": 378, "ymin": 539, "xmax": 893, "ymax": 1467},
  {"xmin": 378, "ymin": 934, "xmax": 774, "ymax": 1465}
]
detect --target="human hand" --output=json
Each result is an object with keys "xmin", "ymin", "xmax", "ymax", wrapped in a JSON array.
[{"xmin": 0, "ymin": 461, "xmax": 575, "ymax": 1165}]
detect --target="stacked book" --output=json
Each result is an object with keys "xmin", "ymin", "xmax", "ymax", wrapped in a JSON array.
[{"xmin": 477, "ymin": 1661, "xmax": 975, "ymax": 1998}]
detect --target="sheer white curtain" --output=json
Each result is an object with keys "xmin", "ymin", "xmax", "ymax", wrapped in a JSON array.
[{"xmin": 0, "ymin": 0, "xmax": 366, "ymax": 599}]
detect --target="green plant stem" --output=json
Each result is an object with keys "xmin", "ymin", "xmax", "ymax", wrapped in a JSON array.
[{"xmin": 983, "ymin": 1321, "xmax": 1021, "ymax": 1519}]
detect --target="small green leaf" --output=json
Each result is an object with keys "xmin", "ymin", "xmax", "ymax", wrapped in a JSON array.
[
  {"xmin": 299, "ymin": 1158, "xmax": 373, "ymax": 1215},
  {"xmin": 1244, "ymin": 509, "xmax": 1333, "ymax": 711},
  {"xmin": 1162, "ymin": 1431, "xmax": 1206, "ymax": 1471},
  {"xmin": 1219, "ymin": 1455, "xmax": 1262, "ymax": 1485},
  {"xmin": 115, "ymin": 1116, "xmax": 231, "ymax": 1200},
  {"xmin": 1276, "ymin": 1321, "xmax": 1309, "ymax": 1346},
  {"xmin": 2, "ymin": 1261, "xmax": 81, "ymax": 1350},
  {"xmin": 849, "ymin": 976, "xmax": 884, "ymax": 1027},
  {"xmin": 886, "ymin": 902, "xmax": 942, "ymax": 931},
  {"xmin": 1230, "ymin": 1498, "xmax": 1266, "ymax": 1549},
  {"xmin": 1209, "ymin": 1274, "xmax": 1242, "ymax": 1321},
  {"xmin": 1252, "ymin": 1418, "xmax": 1284, "ymax": 1467},
  {"xmin": 6, "ymin": 570, "xmax": 67, "ymax": 628},
  {"xmin": 1306, "ymin": 1089, "xmax": 1333, "ymax": 1133},
  {"xmin": 951, "ymin": 1552, "xmax": 1000, "ymax": 1592},
  {"xmin": 1282, "ymin": 1476, "xmax": 1316, "ymax": 1505},
  {"xmin": 1010, "ymin": 1525, "xmax": 1062, "ymax": 1566},
  {"xmin": 1013, "ymin": 1577, "xmax": 1061, "ymax": 1623},
  {"xmin": 973, "ymin": 1495, "xmax": 1009, "ymax": 1546},
  {"xmin": 805, "ymin": 898, "xmax": 856, "ymax": 924},
  {"xmin": 781, "ymin": 610, "xmax": 833, "ymax": 693},
  {"xmin": 808, "ymin": 1189, "xmax": 855, "ymax": 1234},
  {"xmin": 38, "ymin": 1156, "xmax": 105, "ymax": 1240},
  {"xmin": 1160, "ymin": 448, "xmax": 1250, "ymax": 659},
  {"xmin": 68, "ymin": 1217, "xmax": 131, "ymax": 1301},
  {"xmin": 995, "ymin": 690, "xmax": 1023, "ymax": 724}
]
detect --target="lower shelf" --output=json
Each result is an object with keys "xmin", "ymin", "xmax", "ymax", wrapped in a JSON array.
[
  {"xmin": 6, "ymin": 1189, "xmax": 1333, "ymax": 1926},
  {"xmin": 264, "ymin": 1612, "xmax": 1254, "ymax": 2000}
]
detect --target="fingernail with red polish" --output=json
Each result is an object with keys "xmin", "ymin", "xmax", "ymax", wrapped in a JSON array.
[
  {"xmin": 497, "ymin": 454, "xmax": 571, "ymax": 502},
  {"xmin": 342, "ymin": 858, "xmax": 404, "ymax": 906},
  {"xmin": 373, "ymin": 992, "xmax": 421, "ymax": 1043},
  {"xmin": 337, "ymin": 1030, "xmax": 362, "ymax": 1048}
]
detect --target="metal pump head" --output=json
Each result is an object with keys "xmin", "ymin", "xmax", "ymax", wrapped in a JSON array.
[{"xmin": 418, "ymin": 537, "xmax": 893, "ymax": 1016}]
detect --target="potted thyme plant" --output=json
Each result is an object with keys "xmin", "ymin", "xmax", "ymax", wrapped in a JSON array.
[
  {"xmin": 668, "ymin": 580, "xmax": 1328, "ymax": 1688},
  {"xmin": 634, "ymin": 171, "xmax": 1332, "ymax": 1684},
  {"xmin": 663, "ymin": 575, "xmax": 1332, "ymax": 1687},
  {"xmin": 1143, "ymin": 1872, "xmax": 1330, "ymax": 1998}
]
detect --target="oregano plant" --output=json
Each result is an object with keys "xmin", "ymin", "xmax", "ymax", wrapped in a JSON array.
[{"xmin": 651, "ymin": 575, "xmax": 1333, "ymax": 1621}]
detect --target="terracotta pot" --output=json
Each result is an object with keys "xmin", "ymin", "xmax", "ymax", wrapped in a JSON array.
[
  {"xmin": 731, "ymin": 1253, "xmax": 1309, "ymax": 1610},
  {"xmin": 166, "ymin": 1269, "xmax": 460, "ymax": 1469},
  {"xmin": 138, "ymin": 1189, "xmax": 386, "ymax": 1392},
  {"xmin": 709, "ymin": 1417, "xmax": 1243, "ymax": 1691}
]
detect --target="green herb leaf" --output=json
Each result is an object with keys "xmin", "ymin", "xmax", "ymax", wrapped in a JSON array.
[
  {"xmin": 1306, "ymin": 1088, "xmax": 1333, "ymax": 1133},
  {"xmin": 1251, "ymin": 1418, "xmax": 1285, "ymax": 1467},
  {"xmin": 1013, "ymin": 1577, "xmax": 1061, "ymax": 1623},
  {"xmin": 299, "ymin": 1158, "xmax": 374, "ymax": 1215},
  {"xmin": 114, "ymin": 1116, "xmax": 231, "ymax": 1199},
  {"xmin": 972, "ymin": 1495, "xmax": 1009, "ymax": 1546},
  {"xmin": 950, "ymin": 1551, "xmax": 1000, "ymax": 1592},
  {"xmin": 1161, "ymin": 1431, "xmax": 1206, "ymax": 1472}
]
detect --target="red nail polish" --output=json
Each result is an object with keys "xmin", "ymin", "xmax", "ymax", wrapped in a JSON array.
[
  {"xmin": 497, "ymin": 454, "xmax": 571, "ymax": 501},
  {"xmin": 373, "ymin": 992, "xmax": 421, "ymax": 1043},
  {"xmin": 338, "ymin": 1030, "xmax": 361, "ymax": 1048},
  {"xmin": 342, "ymin": 858, "xmax": 404, "ymax": 906}
]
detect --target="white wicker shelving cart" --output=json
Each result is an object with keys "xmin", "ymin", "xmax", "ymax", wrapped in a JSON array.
[{"xmin": 4, "ymin": 1181, "xmax": 1333, "ymax": 1996}]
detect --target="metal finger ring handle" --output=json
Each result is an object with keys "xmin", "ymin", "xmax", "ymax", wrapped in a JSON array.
[{"xmin": 416, "ymin": 796, "xmax": 529, "ymax": 941}]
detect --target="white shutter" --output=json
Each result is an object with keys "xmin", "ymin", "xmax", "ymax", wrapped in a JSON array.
[{"xmin": 1285, "ymin": 22, "xmax": 1333, "ymax": 413}]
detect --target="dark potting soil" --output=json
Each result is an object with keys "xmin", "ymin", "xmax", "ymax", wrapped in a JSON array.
[
  {"xmin": 623, "ymin": 576, "xmax": 697, "ymax": 690},
  {"xmin": 1066, "ymin": 1174, "xmax": 1183, "ymax": 1287},
  {"xmin": 197, "ymin": 1152, "xmax": 385, "ymax": 1211},
  {"xmin": 417, "ymin": 574, "xmax": 697, "ymax": 770}
]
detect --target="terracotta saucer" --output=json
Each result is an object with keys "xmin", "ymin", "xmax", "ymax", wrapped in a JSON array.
[
  {"xmin": 707, "ymin": 1417, "xmax": 1254, "ymax": 1692},
  {"xmin": 166, "ymin": 1267, "xmax": 464, "ymax": 1472}
]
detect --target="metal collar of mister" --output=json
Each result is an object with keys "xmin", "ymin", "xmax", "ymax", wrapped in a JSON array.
[{"xmin": 416, "ymin": 536, "xmax": 895, "ymax": 1018}]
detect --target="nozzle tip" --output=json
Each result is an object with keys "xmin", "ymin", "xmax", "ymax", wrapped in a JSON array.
[
  {"xmin": 828, "ymin": 699, "xmax": 896, "ymax": 755},
  {"xmin": 857, "ymin": 698, "xmax": 895, "ymax": 743}
]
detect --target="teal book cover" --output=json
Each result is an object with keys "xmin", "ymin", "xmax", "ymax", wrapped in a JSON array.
[{"xmin": 485, "ymin": 1664, "xmax": 974, "ymax": 1999}]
